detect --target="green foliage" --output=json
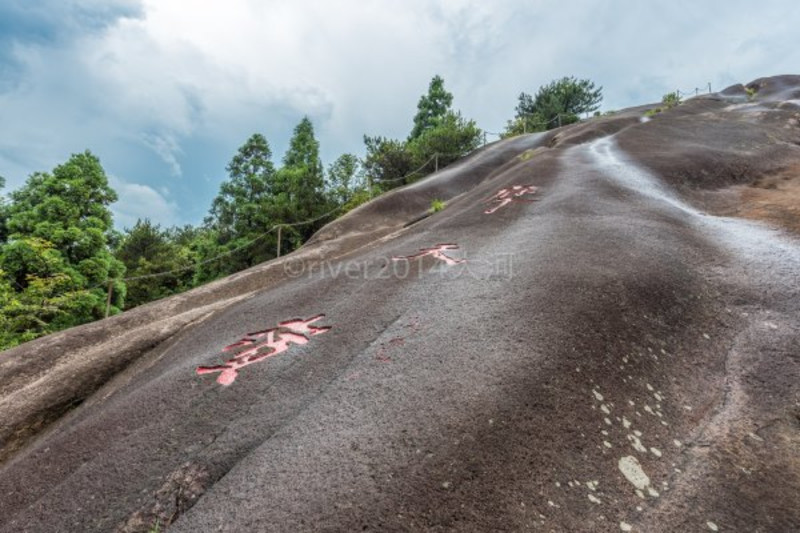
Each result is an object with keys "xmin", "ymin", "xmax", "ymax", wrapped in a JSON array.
[
  {"xmin": 745, "ymin": 86, "xmax": 757, "ymax": 99},
  {"xmin": 203, "ymin": 133, "xmax": 280, "ymax": 280},
  {"xmin": 189, "ymin": 228, "xmax": 230, "ymax": 286},
  {"xmin": 644, "ymin": 92, "xmax": 682, "ymax": 118},
  {"xmin": 364, "ymin": 77, "xmax": 482, "ymax": 191},
  {"xmin": 200, "ymin": 119, "xmax": 331, "ymax": 281},
  {"xmin": 661, "ymin": 91, "xmax": 681, "ymax": 108},
  {"xmin": 341, "ymin": 188, "xmax": 372, "ymax": 214},
  {"xmin": 408, "ymin": 111, "xmax": 482, "ymax": 170},
  {"xmin": 430, "ymin": 199, "xmax": 445, "ymax": 213},
  {"xmin": 0, "ymin": 238, "xmax": 123, "ymax": 349},
  {"xmin": 410, "ymin": 75, "xmax": 454, "ymax": 140},
  {"xmin": 0, "ymin": 270, "xmax": 14, "ymax": 347},
  {"xmin": 0, "ymin": 175, "xmax": 7, "ymax": 245},
  {"xmin": 0, "ymin": 152, "xmax": 125, "ymax": 349},
  {"xmin": 276, "ymin": 117, "xmax": 330, "ymax": 242},
  {"xmin": 326, "ymin": 153, "xmax": 363, "ymax": 206},
  {"xmin": 505, "ymin": 76, "xmax": 602, "ymax": 136},
  {"xmin": 115, "ymin": 219, "xmax": 195, "ymax": 308},
  {"xmin": 362, "ymin": 136, "xmax": 416, "ymax": 189},
  {"xmin": 208, "ymin": 133, "xmax": 275, "ymax": 239},
  {"xmin": 7, "ymin": 152, "xmax": 121, "ymax": 272},
  {"xmin": 518, "ymin": 148, "xmax": 539, "ymax": 162}
]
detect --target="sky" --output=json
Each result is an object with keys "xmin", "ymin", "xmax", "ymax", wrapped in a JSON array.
[{"xmin": 1, "ymin": 0, "xmax": 798, "ymax": 229}]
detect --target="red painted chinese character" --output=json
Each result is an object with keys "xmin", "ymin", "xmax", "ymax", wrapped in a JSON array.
[
  {"xmin": 484, "ymin": 184, "xmax": 538, "ymax": 214},
  {"xmin": 392, "ymin": 243, "xmax": 466, "ymax": 266},
  {"xmin": 196, "ymin": 314, "xmax": 331, "ymax": 386}
]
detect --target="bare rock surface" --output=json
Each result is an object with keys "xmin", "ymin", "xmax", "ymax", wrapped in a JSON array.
[{"xmin": 1, "ymin": 75, "xmax": 799, "ymax": 532}]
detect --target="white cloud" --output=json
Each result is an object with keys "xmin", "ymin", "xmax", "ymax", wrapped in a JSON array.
[
  {"xmin": 109, "ymin": 176, "xmax": 180, "ymax": 229},
  {"xmin": 141, "ymin": 132, "xmax": 183, "ymax": 177},
  {"xmin": 1, "ymin": 0, "xmax": 799, "ymax": 227}
]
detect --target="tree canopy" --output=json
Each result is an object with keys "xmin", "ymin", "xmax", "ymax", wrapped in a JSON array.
[
  {"xmin": 506, "ymin": 76, "xmax": 603, "ymax": 136},
  {"xmin": 326, "ymin": 153, "xmax": 362, "ymax": 206},
  {"xmin": 208, "ymin": 132, "xmax": 276, "ymax": 239},
  {"xmin": 115, "ymin": 219, "xmax": 194, "ymax": 308},
  {"xmin": 410, "ymin": 74, "xmax": 454, "ymax": 140},
  {"xmin": 364, "ymin": 75, "xmax": 482, "ymax": 190},
  {"xmin": 198, "ymin": 119, "xmax": 332, "ymax": 281},
  {"xmin": 1, "ymin": 74, "xmax": 605, "ymax": 350},
  {"xmin": 201, "ymin": 133, "xmax": 279, "ymax": 281},
  {"xmin": 409, "ymin": 110, "xmax": 482, "ymax": 170},
  {"xmin": 275, "ymin": 117, "xmax": 331, "ymax": 249},
  {"xmin": 0, "ymin": 152, "xmax": 125, "ymax": 348}
]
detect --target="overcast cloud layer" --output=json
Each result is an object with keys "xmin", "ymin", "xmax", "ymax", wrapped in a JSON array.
[{"xmin": 1, "ymin": 0, "xmax": 798, "ymax": 228}]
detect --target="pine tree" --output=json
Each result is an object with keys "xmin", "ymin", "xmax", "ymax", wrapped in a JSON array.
[
  {"xmin": 410, "ymin": 75, "xmax": 454, "ymax": 140},
  {"xmin": 276, "ymin": 117, "xmax": 330, "ymax": 249},
  {"xmin": 507, "ymin": 76, "xmax": 603, "ymax": 135},
  {"xmin": 202, "ymin": 133, "xmax": 279, "ymax": 279}
]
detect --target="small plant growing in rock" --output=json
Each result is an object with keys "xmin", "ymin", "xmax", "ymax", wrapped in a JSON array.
[
  {"xmin": 661, "ymin": 91, "xmax": 682, "ymax": 108},
  {"xmin": 430, "ymin": 199, "xmax": 446, "ymax": 213},
  {"xmin": 644, "ymin": 91, "xmax": 682, "ymax": 118}
]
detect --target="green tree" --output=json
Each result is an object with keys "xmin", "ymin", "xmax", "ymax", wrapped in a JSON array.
[
  {"xmin": 0, "ymin": 268, "xmax": 14, "ymax": 348},
  {"xmin": 362, "ymin": 136, "xmax": 416, "ymax": 189},
  {"xmin": 326, "ymin": 153, "xmax": 362, "ymax": 206},
  {"xmin": 363, "ymin": 76, "xmax": 482, "ymax": 190},
  {"xmin": 203, "ymin": 133, "xmax": 279, "ymax": 279},
  {"xmin": 3, "ymin": 151, "xmax": 124, "ymax": 292},
  {"xmin": 506, "ymin": 76, "xmax": 603, "ymax": 135},
  {"xmin": 0, "ymin": 176, "xmax": 8, "ymax": 244},
  {"xmin": 408, "ymin": 111, "xmax": 482, "ymax": 170},
  {"xmin": 188, "ymin": 228, "xmax": 228, "ymax": 286},
  {"xmin": 208, "ymin": 133, "xmax": 276, "ymax": 239},
  {"xmin": 282, "ymin": 117, "xmax": 323, "ymax": 173},
  {"xmin": 275, "ymin": 117, "xmax": 330, "ymax": 249},
  {"xmin": 6, "ymin": 152, "xmax": 121, "ymax": 269},
  {"xmin": 115, "ymin": 219, "xmax": 194, "ymax": 308},
  {"xmin": 0, "ymin": 151, "xmax": 125, "ymax": 348},
  {"xmin": 410, "ymin": 75, "xmax": 454, "ymax": 140},
  {"xmin": 0, "ymin": 238, "xmax": 110, "ymax": 348}
]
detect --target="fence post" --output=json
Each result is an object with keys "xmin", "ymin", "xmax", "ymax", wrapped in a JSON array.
[
  {"xmin": 276, "ymin": 225, "xmax": 282, "ymax": 258},
  {"xmin": 708, "ymin": 82, "xmax": 712, "ymax": 94},
  {"xmin": 434, "ymin": 153, "xmax": 438, "ymax": 173},
  {"xmin": 557, "ymin": 114, "xmax": 562, "ymax": 128},
  {"xmin": 105, "ymin": 281, "xmax": 113, "ymax": 318}
]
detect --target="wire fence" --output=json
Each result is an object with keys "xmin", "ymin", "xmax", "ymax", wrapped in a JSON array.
[
  {"xmin": 519, "ymin": 112, "xmax": 572, "ymax": 131},
  {"xmin": 23, "ymin": 81, "xmax": 721, "ymax": 317},
  {"xmin": 94, "ymin": 148, "xmax": 474, "ymax": 316},
  {"xmin": 374, "ymin": 148, "xmax": 477, "ymax": 185},
  {"xmin": 96, "ymin": 112, "xmax": 590, "ymax": 311},
  {"xmin": 675, "ymin": 83, "xmax": 713, "ymax": 99},
  {"xmin": 112, "ymin": 203, "xmax": 344, "ymax": 285}
]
